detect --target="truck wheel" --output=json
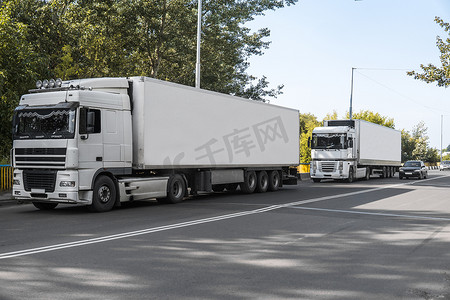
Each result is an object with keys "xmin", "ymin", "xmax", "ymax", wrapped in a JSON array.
[
  {"xmin": 240, "ymin": 171, "xmax": 257, "ymax": 194},
  {"xmin": 256, "ymin": 171, "xmax": 269, "ymax": 193},
  {"xmin": 347, "ymin": 168, "xmax": 354, "ymax": 183},
  {"xmin": 364, "ymin": 167, "xmax": 370, "ymax": 181},
  {"xmin": 268, "ymin": 171, "xmax": 281, "ymax": 191},
  {"xmin": 33, "ymin": 202, "xmax": 58, "ymax": 210},
  {"xmin": 165, "ymin": 174, "xmax": 186, "ymax": 203},
  {"xmin": 381, "ymin": 167, "xmax": 387, "ymax": 178},
  {"xmin": 89, "ymin": 175, "xmax": 116, "ymax": 212}
]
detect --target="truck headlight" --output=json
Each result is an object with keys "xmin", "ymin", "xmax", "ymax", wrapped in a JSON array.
[
  {"xmin": 60, "ymin": 181, "xmax": 76, "ymax": 187},
  {"xmin": 338, "ymin": 161, "xmax": 343, "ymax": 170},
  {"xmin": 13, "ymin": 179, "xmax": 20, "ymax": 185}
]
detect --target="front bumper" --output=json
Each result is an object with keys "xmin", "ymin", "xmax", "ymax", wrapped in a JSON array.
[
  {"xmin": 12, "ymin": 169, "xmax": 91, "ymax": 204},
  {"xmin": 399, "ymin": 170, "xmax": 421, "ymax": 178}
]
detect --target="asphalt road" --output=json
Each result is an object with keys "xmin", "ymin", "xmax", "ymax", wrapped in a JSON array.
[{"xmin": 1, "ymin": 171, "xmax": 450, "ymax": 300}]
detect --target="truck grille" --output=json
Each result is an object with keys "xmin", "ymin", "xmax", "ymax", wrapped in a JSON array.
[
  {"xmin": 23, "ymin": 170, "xmax": 57, "ymax": 192},
  {"xmin": 15, "ymin": 148, "xmax": 66, "ymax": 169},
  {"xmin": 320, "ymin": 162, "xmax": 335, "ymax": 173}
]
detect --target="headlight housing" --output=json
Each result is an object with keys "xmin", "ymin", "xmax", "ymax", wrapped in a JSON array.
[{"xmin": 60, "ymin": 181, "xmax": 76, "ymax": 187}]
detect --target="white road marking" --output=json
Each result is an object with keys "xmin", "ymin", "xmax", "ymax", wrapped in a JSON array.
[
  {"xmin": 1, "ymin": 174, "xmax": 449, "ymax": 260},
  {"xmin": 290, "ymin": 206, "xmax": 450, "ymax": 221}
]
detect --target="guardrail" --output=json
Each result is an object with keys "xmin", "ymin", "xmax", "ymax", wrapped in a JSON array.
[{"xmin": 0, "ymin": 165, "xmax": 13, "ymax": 190}]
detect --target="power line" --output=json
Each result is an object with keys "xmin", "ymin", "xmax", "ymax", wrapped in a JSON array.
[{"xmin": 354, "ymin": 70, "xmax": 450, "ymax": 115}]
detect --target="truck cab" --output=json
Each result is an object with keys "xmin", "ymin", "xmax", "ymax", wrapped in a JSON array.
[
  {"xmin": 12, "ymin": 78, "xmax": 132, "ymax": 210},
  {"xmin": 310, "ymin": 125, "xmax": 359, "ymax": 182}
]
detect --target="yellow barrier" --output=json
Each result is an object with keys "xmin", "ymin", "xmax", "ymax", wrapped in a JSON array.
[
  {"xmin": 1, "ymin": 166, "xmax": 13, "ymax": 190},
  {"xmin": 297, "ymin": 164, "xmax": 310, "ymax": 174}
]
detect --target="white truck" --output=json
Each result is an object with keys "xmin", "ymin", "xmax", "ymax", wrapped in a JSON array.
[
  {"xmin": 310, "ymin": 119, "xmax": 401, "ymax": 182},
  {"xmin": 11, "ymin": 77, "xmax": 299, "ymax": 212}
]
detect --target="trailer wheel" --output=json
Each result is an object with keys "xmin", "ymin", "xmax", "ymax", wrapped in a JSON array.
[
  {"xmin": 268, "ymin": 170, "xmax": 281, "ymax": 191},
  {"xmin": 256, "ymin": 171, "xmax": 269, "ymax": 193},
  {"xmin": 381, "ymin": 167, "xmax": 387, "ymax": 178},
  {"xmin": 89, "ymin": 175, "xmax": 116, "ymax": 212},
  {"xmin": 240, "ymin": 171, "xmax": 257, "ymax": 194},
  {"xmin": 33, "ymin": 202, "xmax": 58, "ymax": 210},
  {"xmin": 165, "ymin": 174, "xmax": 186, "ymax": 203}
]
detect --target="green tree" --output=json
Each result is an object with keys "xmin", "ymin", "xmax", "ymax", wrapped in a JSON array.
[
  {"xmin": 299, "ymin": 113, "xmax": 320, "ymax": 164},
  {"xmin": 346, "ymin": 110, "xmax": 395, "ymax": 128},
  {"xmin": 323, "ymin": 110, "xmax": 338, "ymax": 121},
  {"xmin": 0, "ymin": 1, "xmax": 46, "ymax": 162},
  {"xmin": 411, "ymin": 121, "xmax": 429, "ymax": 160},
  {"xmin": 407, "ymin": 17, "xmax": 450, "ymax": 86},
  {"xmin": 401, "ymin": 121, "xmax": 433, "ymax": 162},
  {"xmin": 401, "ymin": 129, "xmax": 415, "ymax": 162},
  {"xmin": 425, "ymin": 147, "xmax": 440, "ymax": 164},
  {"xmin": 0, "ymin": 0, "xmax": 298, "ymax": 160}
]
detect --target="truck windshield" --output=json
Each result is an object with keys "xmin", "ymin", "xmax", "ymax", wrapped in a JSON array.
[
  {"xmin": 13, "ymin": 105, "xmax": 77, "ymax": 140},
  {"xmin": 311, "ymin": 133, "xmax": 347, "ymax": 150}
]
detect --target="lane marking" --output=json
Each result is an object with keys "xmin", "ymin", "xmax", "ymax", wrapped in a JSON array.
[
  {"xmin": 1, "ymin": 174, "xmax": 449, "ymax": 260},
  {"xmin": 291, "ymin": 206, "xmax": 450, "ymax": 222}
]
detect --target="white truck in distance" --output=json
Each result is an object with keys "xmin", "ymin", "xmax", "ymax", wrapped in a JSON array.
[
  {"xmin": 310, "ymin": 119, "xmax": 401, "ymax": 182},
  {"xmin": 12, "ymin": 77, "xmax": 299, "ymax": 212}
]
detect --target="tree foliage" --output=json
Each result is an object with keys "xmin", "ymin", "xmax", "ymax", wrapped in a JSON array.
[
  {"xmin": 407, "ymin": 17, "xmax": 450, "ymax": 87},
  {"xmin": 0, "ymin": 0, "xmax": 297, "ymax": 161},
  {"xmin": 346, "ymin": 110, "xmax": 395, "ymax": 129},
  {"xmin": 299, "ymin": 113, "xmax": 321, "ymax": 163},
  {"xmin": 401, "ymin": 121, "xmax": 439, "ymax": 163}
]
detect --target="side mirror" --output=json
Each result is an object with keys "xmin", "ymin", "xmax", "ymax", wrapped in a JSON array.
[{"xmin": 348, "ymin": 138, "xmax": 353, "ymax": 148}]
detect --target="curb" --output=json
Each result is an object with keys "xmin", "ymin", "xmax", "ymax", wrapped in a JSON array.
[{"xmin": 0, "ymin": 190, "xmax": 15, "ymax": 204}]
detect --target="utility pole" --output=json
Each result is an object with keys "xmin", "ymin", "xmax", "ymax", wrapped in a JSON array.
[
  {"xmin": 441, "ymin": 115, "xmax": 444, "ymax": 163},
  {"xmin": 195, "ymin": 0, "xmax": 202, "ymax": 89},
  {"xmin": 349, "ymin": 67, "xmax": 355, "ymax": 120}
]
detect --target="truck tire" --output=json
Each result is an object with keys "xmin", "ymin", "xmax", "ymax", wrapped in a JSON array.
[
  {"xmin": 347, "ymin": 168, "xmax": 354, "ymax": 183},
  {"xmin": 364, "ymin": 167, "xmax": 370, "ymax": 181},
  {"xmin": 255, "ymin": 171, "xmax": 269, "ymax": 193},
  {"xmin": 268, "ymin": 170, "xmax": 281, "ymax": 191},
  {"xmin": 164, "ymin": 174, "xmax": 186, "ymax": 203},
  {"xmin": 89, "ymin": 175, "xmax": 117, "ymax": 212},
  {"xmin": 240, "ymin": 171, "xmax": 257, "ymax": 194},
  {"xmin": 381, "ymin": 167, "xmax": 387, "ymax": 178},
  {"xmin": 33, "ymin": 202, "xmax": 58, "ymax": 210}
]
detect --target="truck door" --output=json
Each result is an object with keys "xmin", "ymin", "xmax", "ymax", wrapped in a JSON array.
[
  {"xmin": 78, "ymin": 108, "xmax": 103, "ymax": 190},
  {"xmin": 103, "ymin": 109, "xmax": 123, "ymax": 167}
]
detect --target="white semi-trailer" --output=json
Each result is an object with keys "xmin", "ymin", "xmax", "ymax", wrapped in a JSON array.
[
  {"xmin": 310, "ymin": 119, "xmax": 401, "ymax": 182},
  {"xmin": 12, "ymin": 77, "xmax": 299, "ymax": 212}
]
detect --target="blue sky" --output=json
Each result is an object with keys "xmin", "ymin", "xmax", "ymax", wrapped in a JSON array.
[{"xmin": 247, "ymin": 0, "xmax": 450, "ymax": 150}]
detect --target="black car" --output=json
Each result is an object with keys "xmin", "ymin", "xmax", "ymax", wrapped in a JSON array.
[{"xmin": 399, "ymin": 160, "xmax": 428, "ymax": 179}]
